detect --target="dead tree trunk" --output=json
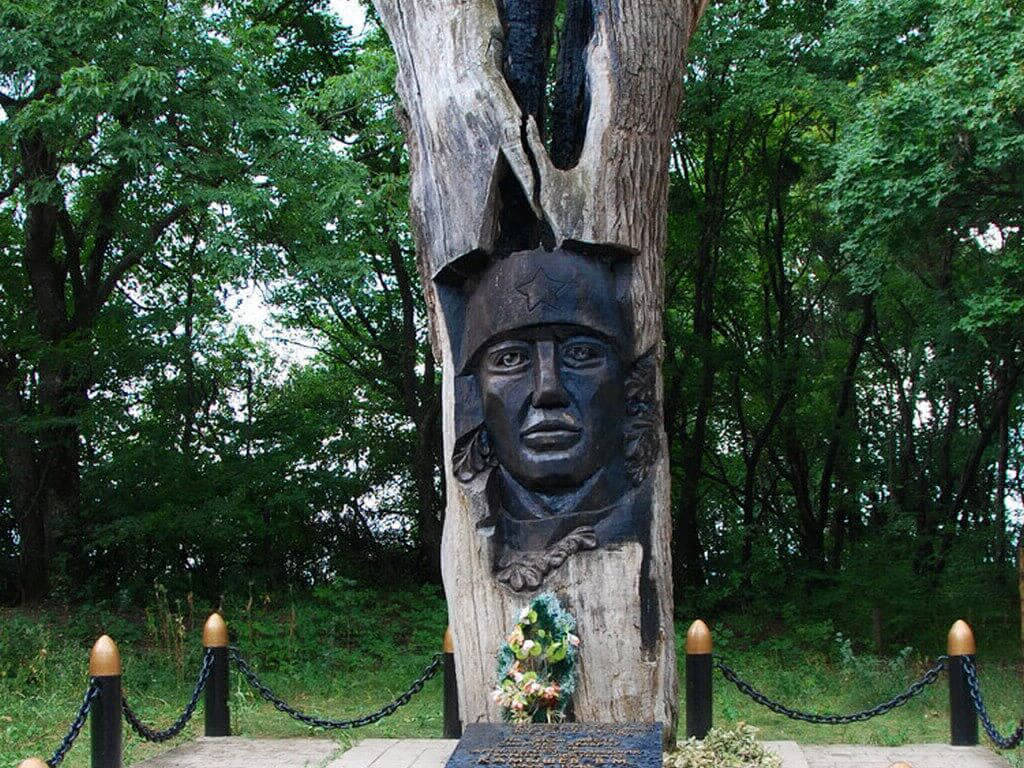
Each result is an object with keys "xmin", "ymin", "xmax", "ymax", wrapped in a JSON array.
[{"xmin": 373, "ymin": 0, "xmax": 709, "ymax": 741}]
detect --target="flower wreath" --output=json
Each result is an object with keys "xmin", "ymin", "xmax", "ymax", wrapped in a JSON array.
[{"xmin": 492, "ymin": 593, "xmax": 580, "ymax": 723}]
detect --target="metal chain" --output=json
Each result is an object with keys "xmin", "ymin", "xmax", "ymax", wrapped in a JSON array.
[
  {"xmin": 230, "ymin": 647, "xmax": 443, "ymax": 729},
  {"xmin": 714, "ymin": 655, "xmax": 947, "ymax": 725},
  {"xmin": 962, "ymin": 655, "xmax": 1024, "ymax": 749},
  {"xmin": 46, "ymin": 679, "xmax": 101, "ymax": 767},
  {"xmin": 122, "ymin": 648, "xmax": 214, "ymax": 742}
]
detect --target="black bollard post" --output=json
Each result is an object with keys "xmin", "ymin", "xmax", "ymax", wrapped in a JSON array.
[
  {"xmin": 442, "ymin": 626, "xmax": 462, "ymax": 739},
  {"xmin": 203, "ymin": 612, "xmax": 231, "ymax": 737},
  {"xmin": 948, "ymin": 619, "xmax": 979, "ymax": 746},
  {"xmin": 89, "ymin": 635, "xmax": 122, "ymax": 768},
  {"xmin": 685, "ymin": 620, "xmax": 713, "ymax": 740}
]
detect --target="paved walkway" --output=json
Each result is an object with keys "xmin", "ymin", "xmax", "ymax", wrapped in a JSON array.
[
  {"xmin": 132, "ymin": 737, "xmax": 1011, "ymax": 768},
  {"xmin": 797, "ymin": 743, "xmax": 1010, "ymax": 767}
]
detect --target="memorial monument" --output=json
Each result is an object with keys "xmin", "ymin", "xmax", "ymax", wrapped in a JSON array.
[
  {"xmin": 370, "ymin": 0, "xmax": 711, "ymax": 744},
  {"xmin": 445, "ymin": 246, "xmax": 657, "ymax": 592}
]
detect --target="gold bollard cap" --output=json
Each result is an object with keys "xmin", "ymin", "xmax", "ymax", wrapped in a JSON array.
[
  {"xmin": 203, "ymin": 612, "xmax": 229, "ymax": 648},
  {"xmin": 685, "ymin": 620, "xmax": 712, "ymax": 655},
  {"xmin": 89, "ymin": 634, "xmax": 121, "ymax": 676},
  {"xmin": 443, "ymin": 625, "xmax": 454, "ymax": 654},
  {"xmin": 888, "ymin": 763, "xmax": 914, "ymax": 768},
  {"xmin": 947, "ymin": 619, "xmax": 977, "ymax": 656},
  {"xmin": 18, "ymin": 759, "xmax": 50, "ymax": 768}
]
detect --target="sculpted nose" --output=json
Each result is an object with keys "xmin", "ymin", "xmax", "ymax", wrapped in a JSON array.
[{"xmin": 532, "ymin": 340, "xmax": 569, "ymax": 408}]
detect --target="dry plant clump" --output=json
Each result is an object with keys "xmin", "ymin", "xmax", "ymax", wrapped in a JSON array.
[{"xmin": 664, "ymin": 724, "xmax": 783, "ymax": 768}]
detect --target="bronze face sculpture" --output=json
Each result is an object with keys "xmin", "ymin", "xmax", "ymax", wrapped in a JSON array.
[
  {"xmin": 445, "ymin": 246, "xmax": 656, "ymax": 591},
  {"xmin": 476, "ymin": 327, "xmax": 624, "ymax": 490}
]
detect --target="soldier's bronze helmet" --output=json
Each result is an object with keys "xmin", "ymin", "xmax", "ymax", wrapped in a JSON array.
[{"xmin": 454, "ymin": 246, "xmax": 636, "ymax": 375}]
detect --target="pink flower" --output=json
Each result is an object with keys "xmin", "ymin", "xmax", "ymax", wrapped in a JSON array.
[
  {"xmin": 536, "ymin": 681, "xmax": 560, "ymax": 700},
  {"xmin": 567, "ymin": 633, "xmax": 580, "ymax": 647}
]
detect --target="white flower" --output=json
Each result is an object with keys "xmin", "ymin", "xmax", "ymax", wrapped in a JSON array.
[
  {"xmin": 567, "ymin": 633, "xmax": 580, "ymax": 647},
  {"xmin": 521, "ymin": 639, "xmax": 535, "ymax": 652}
]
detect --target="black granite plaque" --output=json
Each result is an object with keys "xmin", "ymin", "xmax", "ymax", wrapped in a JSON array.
[{"xmin": 445, "ymin": 722, "xmax": 663, "ymax": 768}]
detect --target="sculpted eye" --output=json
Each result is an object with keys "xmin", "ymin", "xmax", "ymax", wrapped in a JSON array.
[
  {"xmin": 498, "ymin": 351, "xmax": 526, "ymax": 367},
  {"xmin": 488, "ymin": 346, "xmax": 530, "ymax": 372},
  {"xmin": 562, "ymin": 342, "xmax": 603, "ymax": 366}
]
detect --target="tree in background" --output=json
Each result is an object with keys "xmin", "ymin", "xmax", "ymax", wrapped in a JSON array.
[
  {"xmin": 827, "ymin": 0, "xmax": 1024, "ymax": 577},
  {"xmin": 668, "ymin": 0, "xmax": 1024, "ymax": 637},
  {"xmin": 259, "ymin": 25, "xmax": 444, "ymax": 581},
  {"xmin": 1, "ymin": 0, "xmax": 1021, "ymax": 650},
  {"xmin": 0, "ymin": 0, "xmax": 359, "ymax": 601}
]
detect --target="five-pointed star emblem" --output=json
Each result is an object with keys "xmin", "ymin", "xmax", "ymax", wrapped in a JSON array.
[{"xmin": 516, "ymin": 268, "xmax": 570, "ymax": 311}]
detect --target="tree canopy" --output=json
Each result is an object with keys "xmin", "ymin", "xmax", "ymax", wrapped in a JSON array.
[{"xmin": 1, "ymin": 0, "xmax": 1021, "ymax": 644}]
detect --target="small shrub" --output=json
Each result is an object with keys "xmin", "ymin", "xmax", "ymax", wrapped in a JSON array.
[
  {"xmin": 145, "ymin": 583, "xmax": 186, "ymax": 678},
  {"xmin": 664, "ymin": 724, "xmax": 782, "ymax": 768},
  {"xmin": 834, "ymin": 631, "xmax": 914, "ymax": 688},
  {"xmin": 0, "ymin": 613, "xmax": 49, "ymax": 685}
]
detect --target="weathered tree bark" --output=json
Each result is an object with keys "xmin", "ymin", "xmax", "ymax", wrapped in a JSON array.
[{"xmin": 373, "ymin": 0, "xmax": 709, "ymax": 742}]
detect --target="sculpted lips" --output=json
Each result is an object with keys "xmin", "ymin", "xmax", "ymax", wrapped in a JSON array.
[{"xmin": 520, "ymin": 419, "xmax": 582, "ymax": 451}]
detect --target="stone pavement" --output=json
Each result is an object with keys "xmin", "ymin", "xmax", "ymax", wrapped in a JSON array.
[
  {"xmin": 131, "ymin": 737, "xmax": 340, "ymax": 767},
  {"xmin": 132, "ymin": 737, "xmax": 1011, "ymax": 768},
  {"xmin": 797, "ymin": 743, "xmax": 1011, "ymax": 768}
]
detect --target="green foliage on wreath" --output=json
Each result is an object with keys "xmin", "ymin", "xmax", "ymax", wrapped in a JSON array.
[{"xmin": 493, "ymin": 593, "xmax": 579, "ymax": 723}]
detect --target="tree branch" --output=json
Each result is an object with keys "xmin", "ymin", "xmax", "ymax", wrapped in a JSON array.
[
  {"xmin": 84, "ymin": 167, "xmax": 130, "ymax": 297},
  {"xmin": 817, "ymin": 294, "xmax": 875, "ymax": 523},
  {"xmin": 56, "ymin": 204, "xmax": 85, "ymax": 305},
  {"xmin": 949, "ymin": 359, "xmax": 1024, "ymax": 523},
  {"xmin": 388, "ymin": 238, "xmax": 420, "ymax": 418},
  {"xmin": 688, "ymin": 0, "xmax": 711, "ymax": 38},
  {"xmin": 274, "ymin": 333, "xmax": 393, "ymax": 399},
  {"xmin": 95, "ymin": 203, "xmax": 190, "ymax": 309}
]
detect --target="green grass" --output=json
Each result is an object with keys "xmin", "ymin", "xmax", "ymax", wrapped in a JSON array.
[{"xmin": 2, "ymin": 585, "xmax": 1022, "ymax": 767}]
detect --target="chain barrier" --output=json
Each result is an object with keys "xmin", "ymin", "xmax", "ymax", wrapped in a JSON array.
[
  {"xmin": 46, "ymin": 679, "xmax": 101, "ymax": 767},
  {"xmin": 46, "ymin": 640, "xmax": 1021, "ymax": 759},
  {"xmin": 122, "ymin": 648, "xmax": 214, "ymax": 742},
  {"xmin": 230, "ymin": 647, "xmax": 443, "ymax": 730},
  {"xmin": 714, "ymin": 655, "xmax": 947, "ymax": 725},
  {"xmin": 961, "ymin": 655, "xmax": 1024, "ymax": 749}
]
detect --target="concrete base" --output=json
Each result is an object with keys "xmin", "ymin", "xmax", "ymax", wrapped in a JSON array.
[{"xmin": 131, "ymin": 737, "xmax": 1011, "ymax": 768}]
